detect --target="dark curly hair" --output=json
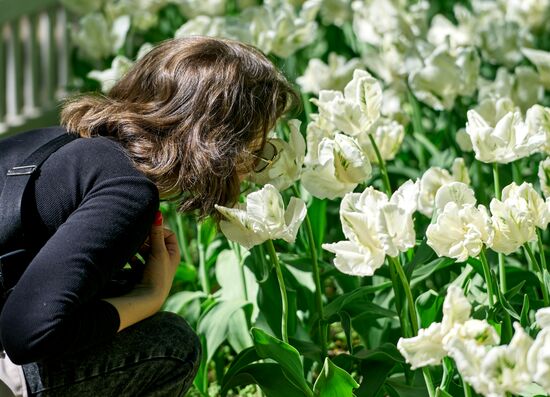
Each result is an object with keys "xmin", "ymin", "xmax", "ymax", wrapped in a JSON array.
[{"xmin": 60, "ymin": 36, "xmax": 299, "ymax": 219}]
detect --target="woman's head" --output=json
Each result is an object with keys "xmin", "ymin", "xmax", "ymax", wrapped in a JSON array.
[{"xmin": 61, "ymin": 36, "xmax": 299, "ymax": 218}]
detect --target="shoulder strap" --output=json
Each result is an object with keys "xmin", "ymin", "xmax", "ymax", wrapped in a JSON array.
[{"xmin": 0, "ymin": 133, "xmax": 79, "ymax": 250}]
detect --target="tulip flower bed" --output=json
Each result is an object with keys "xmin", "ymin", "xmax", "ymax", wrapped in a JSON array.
[{"xmin": 65, "ymin": 0, "xmax": 550, "ymax": 396}]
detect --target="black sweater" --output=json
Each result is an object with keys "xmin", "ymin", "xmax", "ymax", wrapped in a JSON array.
[{"xmin": 0, "ymin": 126, "xmax": 159, "ymax": 364}]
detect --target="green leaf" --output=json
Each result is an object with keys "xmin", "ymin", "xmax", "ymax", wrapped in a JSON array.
[
  {"xmin": 308, "ymin": 197, "xmax": 327, "ymax": 253},
  {"xmin": 246, "ymin": 245, "xmax": 271, "ymax": 283},
  {"xmin": 353, "ymin": 343, "xmax": 405, "ymax": 363},
  {"xmin": 257, "ymin": 268, "xmax": 298, "ymax": 338},
  {"xmin": 354, "ymin": 361, "xmax": 394, "ymax": 397},
  {"xmin": 405, "ymin": 239, "xmax": 435, "ymax": 279},
  {"xmin": 251, "ymin": 328, "xmax": 313, "ymax": 397},
  {"xmin": 411, "ymin": 258, "xmax": 456, "ymax": 285},
  {"xmin": 323, "ymin": 286, "xmax": 395, "ymax": 322},
  {"xmin": 227, "ymin": 308, "xmax": 253, "ymax": 354},
  {"xmin": 198, "ymin": 299, "xmax": 252, "ymax": 363},
  {"xmin": 340, "ymin": 311, "xmax": 354, "ymax": 354},
  {"xmin": 435, "ymin": 387, "xmax": 453, "ymax": 397},
  {"xmin": 385, "ymin": 380, "xmax": 429, "ymax": 397},
  {"xmin": 162, "ymin": 291, "xmax": 207, "ymax": 315},
  {"xmin": 313, "ymin": 358, "xmax": 359, "ymax": 397},
  {"xmin": 415, "ymin": 290, "xmax": 443, "ymax": 329},
  {"xmin": 222, "ymin": 363, "xmax": 307, "ymax": 397},
  {"xmin": 221, "ymin": 347, "xmax": 260, "ymax": 396},
  {"xmin": 520, "ymin": 294, "xmax": 530, "ymax": 328}
]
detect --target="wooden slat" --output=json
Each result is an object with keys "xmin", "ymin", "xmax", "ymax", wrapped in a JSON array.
[
  {"xmin": 0, "ymin": 0, "xmax": 59, "ymax": 26},
  {"xmin": 29, "ymin": 13, "xmax": 40, "ymax": 109},
  {"xmin": 10, "ymin": 19, "xmax": 24, "ymax": 116},
  {"xmin": 59, "ymin": 8, "xmax": 70, "ymax": 96},
  {"xmin": 0, "ymin": 25, "xmax": 6, "ymax": 121},
  {"xmin": 46, "ymin": 8, "xmax": 57, "ymax": 103}
]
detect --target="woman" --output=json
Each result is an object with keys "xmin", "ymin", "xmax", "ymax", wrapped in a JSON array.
[{"xmin": 0, "ymin": 36, "xmax": 298, "ymax": 396}]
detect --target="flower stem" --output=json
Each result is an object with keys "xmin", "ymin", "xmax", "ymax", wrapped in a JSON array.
[
  {"xmin": 492, "ymin": 163, "xmax": 507, "ymax": 292},
  {"xmin": 266, "ymin": 240, "xmax": 289, "ymax": 343},
  {"xmin": 292, "ymin": 185, "xmax": 327, "ymax": 358},
  {"xmin": 389, "ymin": 256, "xmax": 419, "ymax": 333},
  {"xmin": 389, "ymin": 256, "xmax": 435, "ymax": 397},
  {"xmin": 524, "ymin": 243, "xmax": 550, "ymax": 306},
  {"xmin": 479, "ymin": 248, "xmax": 495, "ymax": 308},
  {"xmin": 462, "ymin": 379, "xmax": 473, "ymax": 397},
  {"xmin": 368, "ymin": 133, "xmax": 392, "ymax": 196},
  {"xmin": 196, "ymin": 222, "xmax": 210, "ymax": 294},
  {"xmin": 230, "ymin": 241, "xmax": 249, "ymax": 301},
  {"xmin": 537, "ymin": 229, "xmax": 547, "ymax": 271},
  {"xmin": 175, "ymin": 213, "xmax": 193, "ymax": 265}
]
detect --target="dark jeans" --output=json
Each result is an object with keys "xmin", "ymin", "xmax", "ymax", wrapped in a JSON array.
[{"xmin": 21, "ymin": 312, "xmax": 201, "ymax": 397}]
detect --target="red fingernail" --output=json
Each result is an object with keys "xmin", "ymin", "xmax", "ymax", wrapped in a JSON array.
[{"xmin": 154, "ymin": 211, "xmax": 163, "ymax": 226}]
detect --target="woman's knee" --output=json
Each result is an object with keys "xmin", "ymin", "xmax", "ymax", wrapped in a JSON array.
[{"xmin": 131, "ymin": 312, "xmax": 201, "ymax": 365}]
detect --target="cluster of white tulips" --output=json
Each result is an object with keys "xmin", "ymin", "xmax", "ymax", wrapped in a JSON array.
[
  {"xmin": 66, "ymin": 0, "xmax": 550, "ymax": 395},
  {"xmin": 427, "ymin": 181, "xmax": 549, "ymax": 260},
  {"xmin": 399, "ymin": 286, "xmax": 550, "ymax": 397}
]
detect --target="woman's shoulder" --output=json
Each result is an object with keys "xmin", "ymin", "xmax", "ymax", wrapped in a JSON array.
[{"xmin": 38, "ymin": 128, "xmax": 159, "ymax": 203}]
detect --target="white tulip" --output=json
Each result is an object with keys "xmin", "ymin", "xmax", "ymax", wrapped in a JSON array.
[
  {"xmin": 417, "ymin": 159, "xmax": 470, "ymax": 217},
  {"xmin": 177, "ymin": 0, "xmax": 226, "ymax": 18},
  {"xmin": 249, "ymin": 120, "xmax": 305, "ymax": 191},
  {"xmin": 539, "ymin": 158, "xmax": 550, "ymax": 198},
  {"xmin": 433, "ymin": 182, "xmax": 477, "ymax": 214},
  {"xmin": 477, "ymin": 68, "xmax": 543, "ymax": 114},
  {"xmin": 480, "ymin": 323, "xmax": 533, "ymax": 397},
  {"xmin": 322, "ymin": 181, "xmax": 418, "ymax": 276},
  {"xmin": 427, "ymin": 11, "xmax": 475, "ymax": 48},
  {"xmin": 297, "ymin": 53, "xmax": 361, "ymax": 95},
  {"xmin": 505, "ymin": 0, "xmax": 550, "ymax": 31},
  {"xmin": 72, "ymin": 13, "xmax": 130, "ymax": 61},
  {"xmin": 242, "ymin": 0, "xmax": 320, "ymax": 58},
  {"xmin": 302, "ymin": 133, "xmax": 371, "ymax": 200},
  {"xmin": 408, "ymin": 45, "xmax": 480, "ymax": 111},
  {"xmin": 488, "ymin": 196, "xmax": 537, "ymax": 255},
  {"xmin": 525, "ymin": 104, "xmax": 550, "ymax": 154},
  {"xmin": 397, "ymin": 323, "xmax": 446, "ymax": 370},
  {"xmin": 478, "ymin": 20, "xmax": 533, "ymax": 67},
  {"xmin": 312, "ymin": 69, "xmax": 382, "ymax": 136},
  {"xmin": 399, "ymin": 286, "xmax": 499, "ymax": 371},
  {"xmin": 441, "ymin": 285, "xmax": 472, "ymax": 331},
  {"xmin": 536, "ymin": 307, "xmax": 550, "ymax": 329},
  {"xmin": 357, "ymin": 117, "xmax": 405, "ymax": 164},
  {"xmin": 88, "ymin": 56, "xmax": 133, "ymax": 93},
  {"xmin": 319, "ymin": 0, "xmax": 352, "ymax": 27},
  {"xmin": 465, "ymin": 106, "xmax": 546, "ymax": 164},
  {"xmin": 105, "ymin": 0, "xmax": 168, "ymax": 31},
  {"xmin": 427, "ymin": 202, "xmax": 493, "ymax": 262},
  {"xmin": 215, "ymin": 184, "xmax": 306, "ymax": 249},
  {"xmin": 527, "ymin": 327, "xmax": 550, "ymax": 393},
  {"xmin": 456, "ymin": 128, "xmax": 474, "ymax": 152},
  {"xmin": 502, "ymin": 182, "xmax": 550, "ymax": 229},
  {"xmin": 522, "ymin": 47, "xmax": 550, "ymax": 90},
  {"xmin": 351, "ymin": 0, "xmax": 428, "ymax": 47}
]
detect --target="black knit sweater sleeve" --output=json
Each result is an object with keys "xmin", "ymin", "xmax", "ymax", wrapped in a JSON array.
[{"xmin": 0, "ymin": 135, "xmax": 159, "ymax": 364}]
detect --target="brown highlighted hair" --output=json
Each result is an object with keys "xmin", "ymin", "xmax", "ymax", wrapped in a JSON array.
[{"xmin": 61, "ymin": 36, "xmax": 299, "ymax": 218}]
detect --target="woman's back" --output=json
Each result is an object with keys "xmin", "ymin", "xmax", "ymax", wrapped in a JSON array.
[{"xmin": 0, "ymin": 127, "xmax": 159, "ymax": 363}]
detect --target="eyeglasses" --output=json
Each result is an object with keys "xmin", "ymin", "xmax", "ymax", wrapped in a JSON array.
[{"xmin": 250, "ymin": 141, "xmax": 281, "ymax": 173}]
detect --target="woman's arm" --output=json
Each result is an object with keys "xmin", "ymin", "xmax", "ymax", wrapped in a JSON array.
[
  {"xmin": 0, "ymin": 175, "xmax": 159, "ymax": 364},
  {"xmin": 103, "ymin": 212, "xmax": 180, "ymax": 332}
]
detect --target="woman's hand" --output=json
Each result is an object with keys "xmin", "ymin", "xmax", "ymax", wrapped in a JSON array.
[
  {"xmin": 140, "ymin": 211, "xmax": 180, "ymax": 304},
  {"xmin": 102, "ymin": 211, "xmax": 181, "ymax": 332}
]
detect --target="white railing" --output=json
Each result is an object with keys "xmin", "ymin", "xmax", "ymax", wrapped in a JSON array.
[{"xmin": 0, "ymin": 0, "xmax": 70, "ymax": 137}]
